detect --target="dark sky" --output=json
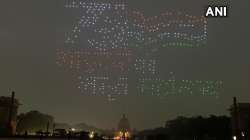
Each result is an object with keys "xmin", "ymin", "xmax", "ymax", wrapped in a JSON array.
[{"xmin": 0, "ymin": 0, "xmax": 250, "ymax": 130}]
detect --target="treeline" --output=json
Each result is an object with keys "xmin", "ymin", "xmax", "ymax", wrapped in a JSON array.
[
  {"xmin": 136, "ymin": 115, "xmax": 231, "ymax": 140},
  {"xmin": 16, "ymin": 111, "xmax": 54, "ymax": 134},
  {"xmin": 16, "ymin": 111, "xmax": 104, "ymax": 135}
]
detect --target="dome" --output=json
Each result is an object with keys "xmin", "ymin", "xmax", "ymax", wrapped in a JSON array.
[{"xmin": 117, "ymin": 114, "xmax": 131, "ymax": 132}]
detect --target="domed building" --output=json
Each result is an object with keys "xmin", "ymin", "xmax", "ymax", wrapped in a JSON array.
[
  {"xmin": 116, "ymin": 114, "xmax": 131, "ymax": 139},
  {"xmin": 117, "ymin": 114, "xmax": 131, "ymax": 132}
]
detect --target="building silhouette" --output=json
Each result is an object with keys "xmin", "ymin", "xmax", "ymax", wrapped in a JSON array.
[
  {"xmin": 118, "ymin": 114, "xmax": 131, "ymax": 132},
  {"xmin": 230, "ymin": 97, "xmax": 250, "ymax": 140},
  {"xmin": 0, "ymin": 92, "xmax": 19, "ymax": 136},
  {"xmin": 116, "ymin": 114, "xmax": 131, "ymax": 139}
]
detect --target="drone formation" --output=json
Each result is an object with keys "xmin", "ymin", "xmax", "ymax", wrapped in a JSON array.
[
  {"xmin": 65, "ymin": 0, "xmax": 207, "ymax": 49},
  {"xmin": 138, "ymin": 78, "xmax": 223, "ymax": 97},
  {"xmin": 57, "ymin": 0, "xmax": 222, "ymax": 100}
]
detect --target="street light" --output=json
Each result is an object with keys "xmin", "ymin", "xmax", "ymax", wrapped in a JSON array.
[
  {"xmin": 71, "ymin": 128, "xmax": 76, "ymax": 132},
  {"xmin": 89, "ymin": 131, "xmax": 94, "ymax": 139}
]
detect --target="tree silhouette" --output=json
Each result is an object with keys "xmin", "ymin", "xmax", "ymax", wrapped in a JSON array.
[{"xmin": 16, "ymin": 111, "xmax": 54, "ymax": 134}]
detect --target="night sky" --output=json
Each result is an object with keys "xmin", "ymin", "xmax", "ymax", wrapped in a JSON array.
[{"xmin": 0, "ymin": 0, "xmax": 250, "ymax": 130}]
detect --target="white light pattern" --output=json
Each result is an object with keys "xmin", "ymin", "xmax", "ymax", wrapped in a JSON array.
[{"xmin": 56, "ymin": 0, "xmax": 222, "ymax": 100}]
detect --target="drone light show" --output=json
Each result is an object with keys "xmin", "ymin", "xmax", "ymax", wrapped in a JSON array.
[
  {"xmin": 2, "ymin": 0, "xmax": 250, "ymax": 134},
  {"xmin": 56, "ymin": 0, "xmax": 223, "ymax": 100}
]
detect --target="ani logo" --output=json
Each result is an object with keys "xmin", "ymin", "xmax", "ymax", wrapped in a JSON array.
[{"xmin": 205, "ymin": 6, "xmax": 228, "ymax": 17}]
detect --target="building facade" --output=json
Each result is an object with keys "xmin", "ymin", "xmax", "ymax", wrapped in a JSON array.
[
  {"xmin": 0, "ymin": 93, "xmax": 19, "ymax": 136},
  {"xmin": 230, "ymin": 97, "xmax": 250, "ymax": 140}
]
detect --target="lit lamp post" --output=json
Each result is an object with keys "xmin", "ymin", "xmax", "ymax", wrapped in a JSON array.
[{"xmin": 89, "ymin": 131, "xmax": 95, "ymax": 139}]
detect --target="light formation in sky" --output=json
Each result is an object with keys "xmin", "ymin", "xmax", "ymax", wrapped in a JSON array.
[
  {"xmin": 65, "ymin": 0, "xmax": 207, "ymax": 49},
  {"xmin": 138, "ymin": 73, "xmax": 223, "ymax": 98},
  {"xmin": 57, "ymin": 0, "xmax": 222, "ymax": 101}
]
